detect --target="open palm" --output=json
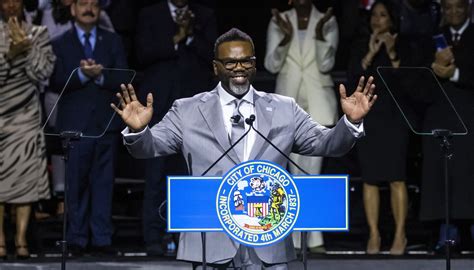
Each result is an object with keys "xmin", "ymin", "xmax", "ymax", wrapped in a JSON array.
[
  {"xmin": 339, "ymin": 76, "xmax": 377, "ymax": 123},
  {"xmin": 111, "ymin": 84, "xmax": 153, "ymax": 132}
]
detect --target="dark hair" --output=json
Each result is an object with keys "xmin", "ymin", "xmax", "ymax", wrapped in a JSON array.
[
  {"xmin": 72, "ymin": 0, "xmax": 107, "ymax": 7},
  {"xmin": 440, "ymin": 0, "xmax": 470, "ymax": 8},
  {"xmin": 370, "ymin": 0, "xmax": 400, "ymax": 33},
  {"xmin": 214, "ymin": 28, "xmax": 255, "ymax": 59}
]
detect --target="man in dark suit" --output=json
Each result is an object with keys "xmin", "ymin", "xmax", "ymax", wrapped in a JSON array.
[
  {"xmin": 135, "ymin": 0, "xmax": 217, "ymax": 256},
  {"xmin": 50, "ymin": 0, "xmax": 128, "ymax": 255},
  {"xmin": 420, "ymin": 0, "xmax": 474, "ymax": 253}
]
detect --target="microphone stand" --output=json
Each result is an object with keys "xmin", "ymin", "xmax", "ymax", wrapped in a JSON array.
[
  {"xmin": 198, "ymin": 114, "xmax": 312, "ymax": 270},
  {"xmin": 432, "ymin": 129, "xmax": 454, "ymax": 270},
  {"xmin": 57, "ymin": 131, "xmax": 82, "ymax": 270},
  {"xmin": 199, "ymin": 119, "xmax": 252, "ymax": 270},
  {"xmin": 246, "ymin": 115, "xmax": 309, "ymax": 270}
]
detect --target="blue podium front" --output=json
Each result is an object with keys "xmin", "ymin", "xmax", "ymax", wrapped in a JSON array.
[{"xmin": 167, "ymin": 160, "xmax": 348, "ymax": 247}]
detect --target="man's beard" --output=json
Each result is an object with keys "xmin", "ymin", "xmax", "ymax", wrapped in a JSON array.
[{"xmin": 229, "ymin": 80, "xmax": 250, "ymax": 96}]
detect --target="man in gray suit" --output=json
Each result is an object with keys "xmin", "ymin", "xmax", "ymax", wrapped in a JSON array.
[{"xmin": 112, "ymin": 28, "xmax": 377, "ymax": 269}]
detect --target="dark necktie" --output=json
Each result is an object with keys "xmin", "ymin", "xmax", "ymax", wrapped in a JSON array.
[
  {"xmin": 83, "ymin": 32, "xmax": 93, "ymax": 59},
  {"xmin": 453, "ymin": 32, "xmax": 460, "ymax": 46},
  {"xmin": 230, "ymin": 100, "xmax": 245, "ymax": 160}
]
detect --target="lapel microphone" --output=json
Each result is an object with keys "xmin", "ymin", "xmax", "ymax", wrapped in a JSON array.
[
  {"xmin": 230, "ymin": 115, "xmax": 241, "ymax": 124},
  {"xmin": 245, "ymin": 114, "xmax": 255, "ymax": 125}
]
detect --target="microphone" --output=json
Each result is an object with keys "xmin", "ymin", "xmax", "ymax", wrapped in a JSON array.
[
  {"xmin": 230, "ymin": 115, "xmax": 241, "ymax": 124},
  {"xmin": 246, "ymin": 114, "xmax": 310, "ymax": 175},
  {"xmin": 245, "ymin": 114, "xmax": 255, "ymax": 125}
]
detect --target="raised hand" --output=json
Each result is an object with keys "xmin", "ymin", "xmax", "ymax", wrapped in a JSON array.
[
  {"xmin": 111, "ymin": 84, "xmax": 153, "ymax": 132},
  {"xmin": 174, "ymin": 9, "xmax": 195, "ymax": 44},
  {"xmin": 315, "ymin": 7, "xmax": 333, "ymax": 41},
  {"xmin": 434, "ymin": 47, "xmax": 454, "ymax": 66},
  {"xmin": 6, "ymin": 17, "xmax": 31, "ymax": 60},
  {"xmin": 272, "ymin": 8, "xmax": 293, "ymax": 46},
  {"xmin": 339, "ymin": 76, "xmax": 377, "ymax": 124},
  {"xmin": 368, "ymin": 31, "xmax": 383, "ymax": 55},
  {"xmin": 379, "ymin": 32, "xmax": 398, "ymax": 56},
  {"xmin": 362, "ymin": 32, "xmax": 383, "ymax": 69},
  {"xmin": 80, "ymin": 59, "xmax": 103, "ymax": 79},
  {"xmin": 431, "ymin": 62, "xmax": 456, "ymax": 79}
]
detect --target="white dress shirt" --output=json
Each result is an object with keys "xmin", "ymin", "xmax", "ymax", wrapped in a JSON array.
[
  {"xmin": 217, "ymin": 83, "xmax": 257, "ymax": 161},
  {"xmin": 449, "ymin": 19, "xmax": 470, "ymax": 83}
]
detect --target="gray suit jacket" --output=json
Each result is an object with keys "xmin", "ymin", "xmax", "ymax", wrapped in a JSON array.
[{"xmin": 124, "ymin": 86, "xmax": 362, "ymax": 264}]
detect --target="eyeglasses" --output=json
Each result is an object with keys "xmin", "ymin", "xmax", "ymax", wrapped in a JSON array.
[{"xmin": 215, "ymin": 56, "xmax": 256, "ymax": 70}]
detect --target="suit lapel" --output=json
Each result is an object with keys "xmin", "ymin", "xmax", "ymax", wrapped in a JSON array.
[
  {"xmin": 249, "ymin": 91, "xmax": 274, "ymax": 160},
  {"xmin": 198, "ymin": 91, "xmax": 240, "ymax": 165},
  {"xmin": 93, "ymin": 29, "xmax": 105, "ymax": 62},
  {"xmin": 288, "ymin": 10, "xmax": 302, "ymax": 62},
  {"xmin": 70, "ymin": 27, "xmax": 88, "ymax": 60},
  {"xmin": 301, "ymin": 6, "xmax": 318, "ymax": 61}
]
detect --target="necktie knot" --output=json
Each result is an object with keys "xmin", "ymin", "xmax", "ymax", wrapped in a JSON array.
[
  {"xmin": 232, "ymin": 99, "xmax": 244, "ymax": 122},
  {"xmin": 453, "ymin": 32, "xmax": 460, "ymax": 46}
]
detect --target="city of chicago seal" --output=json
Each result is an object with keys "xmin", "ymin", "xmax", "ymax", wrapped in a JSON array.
[{"xmin": 216, "ymin": 160, "xmax": 300, "ymax": 247}]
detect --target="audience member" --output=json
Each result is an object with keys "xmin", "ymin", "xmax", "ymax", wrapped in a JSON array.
[
  {"xmin": 420, "ymin": 0, "xmax": 474, "ymax": 253},
  {"xmin": 49, "ymin": 0, "xmax": 127, "ymax": 256},
  {"xmin": 0, "ymin": 0, "xmax": 55, "ymax": 259},
  {"xmin": 348, "ymin": 0, "xmax": 410, "ymax": 255},
  {"xmin": 264, "ymin": 0, "xmax": 339, "ymax": 253},
  {"xmin": 135, "ymin": 0, "xmax": 217, "ymax": 256}
]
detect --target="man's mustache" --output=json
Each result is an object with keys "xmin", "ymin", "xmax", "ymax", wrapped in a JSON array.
[{"xmin": 82, "ymin": 11, "xmax": 95, "ymax": 17}]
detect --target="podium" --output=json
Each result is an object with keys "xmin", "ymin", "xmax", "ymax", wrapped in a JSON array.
[{"xmin": 168, "ymin": 160, "xmax": 349, "ymax": 268}]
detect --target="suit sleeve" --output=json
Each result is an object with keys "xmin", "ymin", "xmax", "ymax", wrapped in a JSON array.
[
  {"xmin": 315, "ymin": 16, "xmax": 338, "ymax": 73},
  {"xmin": 264, "ymin": 16, "xmax": 290, "ymax": 74},
  {"xmin": 102, "ymin": 34, "xmax": 129, "ymax": 90},
  {"xmin": 25, "ymin": 26, "xmax": 56, "ymax": 82},
  {"xmin": 291, "ymin": 99, "xmax": 358, "ymax": 157},
  {"xmin": 49, "ymin": 40, "xmax": 83, "ymax": 93},
  {"xmin": 184, "ymin": 8, "xmax": 217, "ymax": 65},
  {"xmin": 0, "ymin": 53, "xmax": 10, "ymax": 85},
  {"xmin": 135, "ymin": 7, "xmax": 177, "ymax": 67},
  {"xmin": 455, "ymin": 50, "xmax": 474, "ymax": 89},
  {"xmin": 123, "ymin": 100, "xmax": 183, "ymax": 158}
]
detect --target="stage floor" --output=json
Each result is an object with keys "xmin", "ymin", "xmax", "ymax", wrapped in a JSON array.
[{"xmin": 1, "ymin": 253, "xmax": 473, "ymax": 270}]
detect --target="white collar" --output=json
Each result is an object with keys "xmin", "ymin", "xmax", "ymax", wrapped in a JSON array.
[
  {"xmin": 74, "ymin": 22, "xmax": 97, "ymax": 39},
  {"xmin": 167, "ymin": 0, "xmax": 189, "ymax": 21},
  {"xmin": 450, "ymin": 19, "xmax": 470, "ymax": 36}
]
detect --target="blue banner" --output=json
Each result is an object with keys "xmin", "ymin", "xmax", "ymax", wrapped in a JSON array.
[{"xmin": 167, "ymin": 176, "xmax": 348, "ymax": 232}]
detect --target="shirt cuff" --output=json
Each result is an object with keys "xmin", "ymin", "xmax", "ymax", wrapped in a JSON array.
[
  {"xmin": 186, "ymin": 36, "xmax": 194, "ymax": 46},
  {"xmin": 94, "ymin": 74, "xmax": 104, "ymax": 86},
  {"xmin": 343, "ymin": 115, "xmax": 364, "ymax": 138},
  {"xmin": 450, "ymin": 68, "xmax": 460, "ymax": 82},
  {"xmin": 77, "ymin": 69, "xmax": 91, "ymax": 84},
  {"xmin": 122, "ymin": 126, "xmax": 148, "ymax": 143}
]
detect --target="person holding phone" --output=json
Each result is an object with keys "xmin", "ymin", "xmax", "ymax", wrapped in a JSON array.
[{"xmin": 420, "ymin": 0, "xmax": 474, "ymax": 254}]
